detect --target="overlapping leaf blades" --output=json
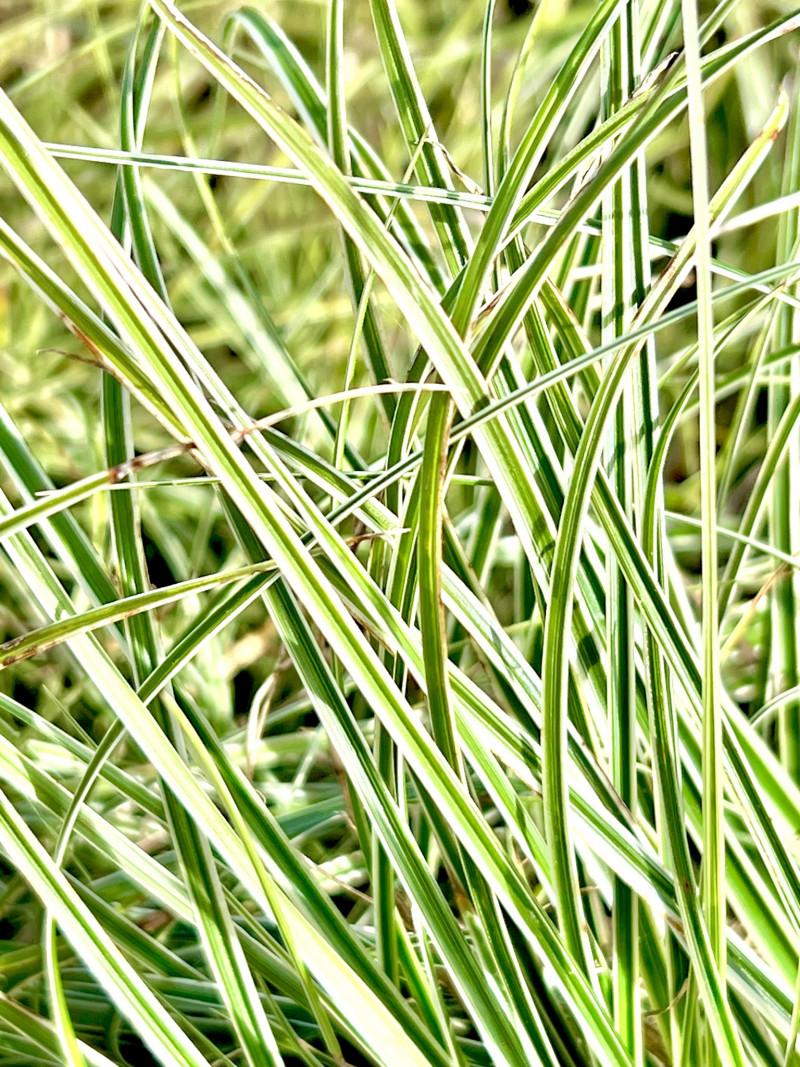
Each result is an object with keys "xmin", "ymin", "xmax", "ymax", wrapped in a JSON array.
[{"xmin": 0, "ymin": 2, "xmax": 799, "ymax": 1066}]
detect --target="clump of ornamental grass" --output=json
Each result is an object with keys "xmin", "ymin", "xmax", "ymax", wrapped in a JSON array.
[{"xmin": 0, "ymin": 1, "xmax": 800, "ymax": 1066}]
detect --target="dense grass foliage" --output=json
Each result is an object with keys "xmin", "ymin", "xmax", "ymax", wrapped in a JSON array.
[{"xmin": 1, "ymin": 1, "xmax": 800, "ymax": 1065}]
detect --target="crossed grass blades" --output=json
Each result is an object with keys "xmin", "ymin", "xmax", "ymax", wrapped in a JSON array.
[{"xmin": 1, "ymin": 1, "xmax": 800, "ymax": 1065}]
